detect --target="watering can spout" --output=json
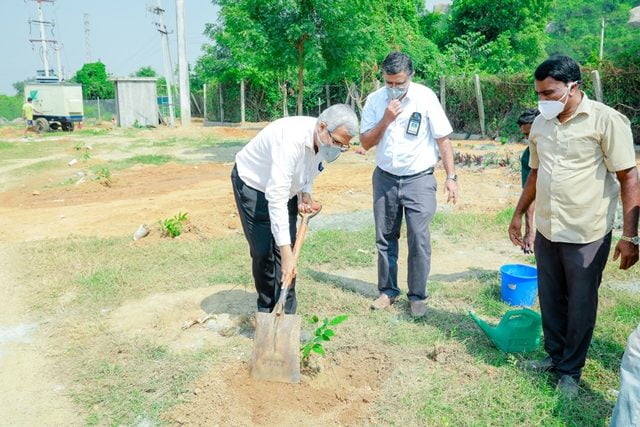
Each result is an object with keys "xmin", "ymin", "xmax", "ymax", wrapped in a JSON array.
[{"xmin": 468, "ymin": 311, "xmax": 497, "ymax": 338}]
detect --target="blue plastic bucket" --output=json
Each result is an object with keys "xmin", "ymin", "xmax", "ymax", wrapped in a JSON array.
[{"xmin": 500, "ymin": 264, "xmax": 538, "ymax": 307}]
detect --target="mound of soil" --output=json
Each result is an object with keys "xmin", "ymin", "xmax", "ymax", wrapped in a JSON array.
[{"xmin": 166, "ymin": 348, "xmax": 392, "ymax": 426}]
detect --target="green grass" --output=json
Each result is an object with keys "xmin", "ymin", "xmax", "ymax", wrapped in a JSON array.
[
  {"xmin": 100, "ymin": 154, "xmax": 180, "ymax": 171},
  {"xmin": 15, "ymin": 209, "xmax": 640, "ymax": 426},
  {"xmin": 431, "ymin": 205, "xmax": 515, "ymax": 242},
  {"xmin": 73, "ymin": 337, "xmax": 218, "ymax": 426}
]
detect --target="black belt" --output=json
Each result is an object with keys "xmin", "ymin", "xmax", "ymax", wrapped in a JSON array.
[{"xmin": 377, "ymin": 166, "xmax": 434, "ymax": 179}]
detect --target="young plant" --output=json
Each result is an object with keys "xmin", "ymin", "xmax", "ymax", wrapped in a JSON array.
[
  {"xmin": 95, "ymin": 167, "xmax": 112, "ymax": 187},
  {"xmin": 74, "ymin": 143, "xmax": 92, "ymax": 162},
  {"xmin": 301, "ymin": 314, "xmax": 348, "ymax": 366},
  {"xmin": 160, "ymin": 212, "xmax": 189, "ymax": 238}
]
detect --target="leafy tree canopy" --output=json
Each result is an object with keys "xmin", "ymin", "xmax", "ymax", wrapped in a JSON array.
[{"xmin": 72, "ymin": 62, "xmax": 114, "ymax": 100}]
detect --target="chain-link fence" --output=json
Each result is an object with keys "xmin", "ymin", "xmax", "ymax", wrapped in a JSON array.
[{"xmin": 83, "ymin": 99, "xmax": 117, "ymax": 122}]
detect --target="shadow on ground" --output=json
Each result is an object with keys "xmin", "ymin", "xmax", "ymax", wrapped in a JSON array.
[{"xmin": 200, "ymin": 288, "xmax": 256, "ymax": 315}]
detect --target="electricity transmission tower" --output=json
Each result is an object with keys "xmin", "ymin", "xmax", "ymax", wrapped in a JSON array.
[
  {"xmin": 27, "ymin": 0, "xmax": 63, "ymax": 81},
  {"xmin": 84, "ymin": 13, "xmax": 92, "ymax": 63},
  {"xmin": 149, "ymin": 0, "xmax": 176, "ymax": 126}
]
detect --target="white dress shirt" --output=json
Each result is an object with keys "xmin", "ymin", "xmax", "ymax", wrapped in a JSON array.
[
  {"xmin": 361, "ymin": 82, "xmax": 453, "ymax": 176},
  {"xmin": 235, "ymin": 116, "xmax": 323, "ymax": 247}
]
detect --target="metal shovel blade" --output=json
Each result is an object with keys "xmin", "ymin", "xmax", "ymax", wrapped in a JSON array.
[{"xmin": 250, "ymin": 311, "xmax": 301, "ymax": 383}]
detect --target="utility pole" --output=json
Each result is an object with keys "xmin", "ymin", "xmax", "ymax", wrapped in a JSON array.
[
  {"xmin": 599, "ymin": 17, "xmax": 605, "ymax": 61},
  {"xmin": 28, "ymin": 0, "xmax": 63, "ymax": 81},
  {"xmin": 84, "ymin": 13, "xmax": 92, "ymax": 63},
  {"xmin": 175, "ymin": 0, "xmax": 191, "ymax": 126},
  {"xmin": 149, "ymin": 1, "xmax": 176, "ymax": 126}
]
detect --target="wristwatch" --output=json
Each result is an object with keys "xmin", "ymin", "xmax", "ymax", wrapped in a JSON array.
[
  {"xmin": 446, "ymin": 174, "xmax": 458, "ymax": 182},
  {"xmin": 620, "ymin": 235, "xmax": 640, "ymax": 245}
]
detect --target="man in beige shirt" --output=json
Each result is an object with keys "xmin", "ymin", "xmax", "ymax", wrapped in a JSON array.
[{"xmin": 509, "ymin": 55, "xmax": 639, "ymax": 399}]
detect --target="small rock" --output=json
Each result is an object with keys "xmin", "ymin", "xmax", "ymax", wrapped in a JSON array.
[
  {"xmin": 32, "ymin": 190, "xmax": 40, "ymax": 196},
  {"xmin": 68, "ymin": 158, "xmax": 78, "ymax": 166},
  {"xmin": 194, "ymin": 388, "xmax": 201, "ymax": 395},
  {"xmin": 60, "ymin": 214, "xmax": 65, "ymax": 219},
  {"xmin": 133, "ymin": 224, "xmax": 150, "ymax": 241}
]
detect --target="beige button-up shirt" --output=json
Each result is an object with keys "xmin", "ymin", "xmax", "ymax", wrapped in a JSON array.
[{"xmin": 529, "ymin": 93, "xmax": 636, "ymax": 243}]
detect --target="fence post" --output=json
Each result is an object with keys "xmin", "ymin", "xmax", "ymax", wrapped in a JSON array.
[
  {"xmin": 240, "ymin": 79, "xmax": 246, "ymax": 124},
  {"xmin": 218, "ymin": 84, "xmax": 224, "ymax": 122},
  {"xmin": 439, "ymin": 76, "xmax": 446, "ymax": 113},
  {"xmin": 96, "ymin": 97, "xmax": 101, "ymax": 122},
  {"xmin": 325, "ymin": 85, "xmax": 331, "ymax": 107},
  {"xmin": 203, "ymin": 84, "xmax": 207, "ymax": 122},
  {"xmin": 282, "ymin": 83, "xmax": 288, "ymax": 117},
  {"xmin": 473, "ymin": 74, "xmax": 486, "ymax": 138},
  {"xmin": 591, "ymin": 70, "xmax": 603, "ymax": 103}
]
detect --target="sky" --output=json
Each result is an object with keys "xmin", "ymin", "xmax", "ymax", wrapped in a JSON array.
[{"xmin": 0, "ymin": 0, "xmax": 219, "ymax": 95}]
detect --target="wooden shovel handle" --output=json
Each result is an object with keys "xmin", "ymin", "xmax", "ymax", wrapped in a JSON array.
[{"xmin": 273, "ymin": 205, "xmax": 322, "ymax": 315}]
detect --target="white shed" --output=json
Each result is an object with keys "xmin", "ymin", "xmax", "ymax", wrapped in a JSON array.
[{"xmin": 111, "ymin": 78, "xmax": 158, "ymax": 128}]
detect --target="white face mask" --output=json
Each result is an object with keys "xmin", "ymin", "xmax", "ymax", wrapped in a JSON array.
[{"xmin": 538, "ymin": 83, "xmax": 575, "ymax": 120}]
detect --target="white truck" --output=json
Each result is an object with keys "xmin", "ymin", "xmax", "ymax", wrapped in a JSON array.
[{"xmin": 24, "ymin": 83, "xmax": 84, "ymax": 132}]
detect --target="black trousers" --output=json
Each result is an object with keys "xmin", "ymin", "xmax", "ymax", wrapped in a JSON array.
[
  {"xmin": 231, "ymin": 165, "xmax": 298, "ymax": 314},
  {"xmin": 534, "ymin": 231, "xmax": 612, "ymax": 380}
]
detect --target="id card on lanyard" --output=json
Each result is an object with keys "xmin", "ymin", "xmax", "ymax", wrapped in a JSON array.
[{"xmin": 406, "ymin": 112, "xmax": 421, "ymax": 136}]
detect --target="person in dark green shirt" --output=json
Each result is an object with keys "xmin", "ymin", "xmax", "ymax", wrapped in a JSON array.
[{"xmin": 517, "ymin": 108, "xmax": 539, "ymax": 253}]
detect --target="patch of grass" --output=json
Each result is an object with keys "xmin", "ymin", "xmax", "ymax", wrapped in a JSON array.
[
  {"xmin": 22, "ymin": 236, "xmax": 250, "ymax": 313},
  {"xmin": 300, "ymin": 227, "xmax": 376, "ymax": 268},
  {"xmin": 74, "ymin": 338, "xmax": 218, "ymax": 426},
  {"xmin": 74, "ymin": 128, "xmax": 109, "ymax": 136},
  {"xmin": 104, "ymin": 154, "xmax": 180, "ymax": 171},
  {"xmin": 431, "ymin": 206, "xmax": 514, "ymax": 242},
  {"xmin": 77, "ymin": 267, "xmax": 126, "ymax": 303}
]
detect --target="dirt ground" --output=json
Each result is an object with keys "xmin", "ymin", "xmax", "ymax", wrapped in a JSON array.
[
  {"xmin": 0, "ymin": 138, "xmax": 524, "ymax": 243},
  {"xmin": 0, "ymin": 123, "xmax": 536, "ymax": 425}
]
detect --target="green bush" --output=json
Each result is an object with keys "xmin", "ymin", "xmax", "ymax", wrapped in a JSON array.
[{"xmin": 0, "ymin": 95, "xmax": 22, "ymax": 120}]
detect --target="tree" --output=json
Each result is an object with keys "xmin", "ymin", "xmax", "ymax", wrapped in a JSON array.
[
  {"xmin": 72, "ymin": 62, "xmax": 114, "ymax": 99},
  {"xmin": 199, "ymin": 0, "xmax": 442, "ymax": 118},
  {"xmin": 545, "ymin": 0, "xmax": 639, "ymax": 67},
  {"xmin": 12, "ymin": 80, "xmax": 33, "ymax": 96},
  {"xmin": 133, "ymin": 66, "xmax": 157, "ymax": 77}
]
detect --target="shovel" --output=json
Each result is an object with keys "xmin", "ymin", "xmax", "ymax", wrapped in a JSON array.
[{"xmin": 250, "ymin": 205, "xmax": 321, "ymax": 383}]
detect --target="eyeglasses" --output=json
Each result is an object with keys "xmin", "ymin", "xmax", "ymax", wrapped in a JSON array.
[{"xmin": 327, "ymin": 129, "xmax": 349, "ymax": 152}]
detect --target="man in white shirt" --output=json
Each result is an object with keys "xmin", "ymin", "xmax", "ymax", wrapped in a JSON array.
[
  {"xmin": 232, "ymin": 104, "xmax": 359, "ymax": 314},
  {"xmin": 360, "ymin": 52, "xmax": 458, "ymax": 317}
]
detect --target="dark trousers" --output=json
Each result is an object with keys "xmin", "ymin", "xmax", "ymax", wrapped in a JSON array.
[
  {"xmin": 372, "ymin": 166, "xmax": 437, "ymax": 301},
  {"xmin": 231, "ymin": 165, "xmax": 298, "ymax": 314},
  {"xmin": 534, "ymin": 231, "xmax": 612, "ymax": 380}
]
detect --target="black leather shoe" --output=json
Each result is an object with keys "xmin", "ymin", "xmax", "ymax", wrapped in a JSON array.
[
  {"xmin": 523, "ymin": 356, "xmax": 555, "ymax": 372},
  {"xmin": 556, "ymin": 375, "xmax": 579, "ymax": 400}
]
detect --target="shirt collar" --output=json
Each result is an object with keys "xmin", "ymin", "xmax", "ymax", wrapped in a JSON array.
[{"xmin": 560, "ymin": 91, "xmax": 591, "ymax": 124}]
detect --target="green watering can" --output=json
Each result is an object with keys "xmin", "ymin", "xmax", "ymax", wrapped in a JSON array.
[{"xmin": 469, "ymin": 309, "xmax": 542, "ymax": 353}]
